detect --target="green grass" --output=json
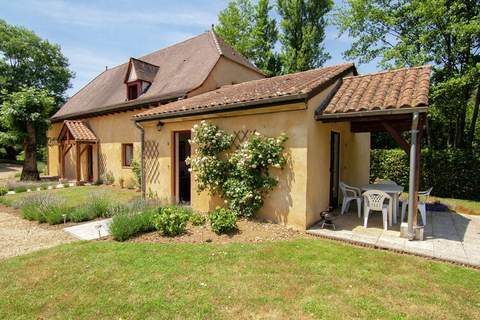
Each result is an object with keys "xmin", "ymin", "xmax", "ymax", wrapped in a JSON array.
[
  {"xmin": 431, "ymin": 196, "xmax": 480, "ymax": 215},
  {"xmin": 0, "ymin": 240, "xmax": 479, "ymax": 319},
  {"xmin": 0, "ymin": 185, "xmax": 138, "ymax": 207}
]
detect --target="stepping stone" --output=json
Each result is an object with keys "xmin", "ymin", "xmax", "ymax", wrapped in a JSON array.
[{"xmin": 64, "ymin": 218, "xmax": 112, "ymax": 240}]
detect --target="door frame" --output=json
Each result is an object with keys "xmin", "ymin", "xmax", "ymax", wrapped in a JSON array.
[
  {"xmin": 329, "ymin": 131, "xmax": 341, "ymax": 208},
  {"xmin": 172, "ymin": 130, "xmax": 191, "ymax": 204}
]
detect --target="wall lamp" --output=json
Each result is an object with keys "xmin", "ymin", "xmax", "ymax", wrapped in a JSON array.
[{"xmin": 156, "ymin": 121, "xmax": 164, "ymax": 131}]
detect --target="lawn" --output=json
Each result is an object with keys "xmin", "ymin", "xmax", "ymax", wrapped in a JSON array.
[
  {"xmin": 0, "ymin": 240, "xmax": 479, "ymax": 319},
  {"xmin": 0, "ymin": 185, "xmax": 139, "ymax": 207},
  {"xmin": 431, "ymin": 196, "xmax": 480, "ymax": 215}
]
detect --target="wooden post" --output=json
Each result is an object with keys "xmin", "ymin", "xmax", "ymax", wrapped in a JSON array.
[
  {"xmin": 59, "ymin": 143, "xmax": 64, "ymax": 179},
  {"xmin": 412, "ymin": 115, "xmax": 425, "ymax": 227},
  {"xmin": 76, "ymin": 143, "xmax": 81, "ymax": 182}
]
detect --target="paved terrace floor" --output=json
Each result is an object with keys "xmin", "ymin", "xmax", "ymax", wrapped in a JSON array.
[{"xmin": 307, "ymin": 209, "xmax": 480, "ymax": 268}]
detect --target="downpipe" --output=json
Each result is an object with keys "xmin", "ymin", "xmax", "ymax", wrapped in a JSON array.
[
  {"xmin": 134, "ymin": 121, "xmax": 146, "ymax": 199},
  {"xmin": 407, "ymin": 112, "xmax": 419, "ymax": 240}
]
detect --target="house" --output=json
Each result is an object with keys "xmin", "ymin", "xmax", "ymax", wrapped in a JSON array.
[
  {"xmin": 47, "ymin": 31, "xmax": 264, "ymax": 184},
  {"xmin": 47, "ymin": 31, "xmax": 431, "ymax": 230}
]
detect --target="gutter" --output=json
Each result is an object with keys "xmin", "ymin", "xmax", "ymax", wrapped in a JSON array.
[
  {"xmin": 134, "ymin": 93, "xmax": 309, "ymax": 122},
  {"xmin": 315, "ymin": 106, "xmax": 429, "ymax": 121},
  {"xmin": 51, "ymin": 92, "xmax": 186, "ymax": 122},
  {"xmin": 133, "ymin": 121, "xmax": 146, "ymax": 199}
]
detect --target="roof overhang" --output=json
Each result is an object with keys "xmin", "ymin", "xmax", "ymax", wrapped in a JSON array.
[
  {"xmin": 315, "ymin": 106, "xmax": 428, "ymax": 122},
  {"xmin": 134, "ymin": 94, "xmax": 308, "ymax": 122}
]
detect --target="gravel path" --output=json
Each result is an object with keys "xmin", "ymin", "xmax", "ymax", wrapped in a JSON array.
[
  {"xmin": 0, "ymin": 162, "xmax": 22, "ymax": 181},
  {"xmin": 0, "ymin": 209, "xmax": 76, "ymax": 260}
]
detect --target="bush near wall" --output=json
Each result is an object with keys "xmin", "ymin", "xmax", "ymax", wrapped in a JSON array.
[{"xmin": 370, "ymin": 148, "xmax": 480, "ymax": 200}]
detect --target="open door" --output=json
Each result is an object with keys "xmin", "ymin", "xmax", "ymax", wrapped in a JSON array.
[
  {"xmin": 174, "ymin": 131, "xmax": 191, "ymax": 204},
  {"xmin": 329, "ymin": 131, "xmax": 340, "ymax": 208}
]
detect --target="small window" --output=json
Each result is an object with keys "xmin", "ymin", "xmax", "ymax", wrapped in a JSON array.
[
  {"xmin": 127, "ymin": 83, "xmax": 139, "ymax": 100},
  {"xmin": 122, "ymin": 144, "xmax": 134, "ymax": 167}
]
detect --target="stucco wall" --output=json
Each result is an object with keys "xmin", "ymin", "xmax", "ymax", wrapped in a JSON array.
[
  {"xmin": 141, "ymin": 103, "xmax": 310, "ymax": 229},
  {"xmin": 188, "ymin": 57, "xmax": 264, "ymax": 97},
  {"xmin": 47, "ymin": 110, "xmax": 141, "ymax": 185}
]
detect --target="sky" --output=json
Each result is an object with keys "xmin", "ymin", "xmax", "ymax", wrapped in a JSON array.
[{"xmin": 1, "ymin": 0, "xmax": 379, "ymax": 97}]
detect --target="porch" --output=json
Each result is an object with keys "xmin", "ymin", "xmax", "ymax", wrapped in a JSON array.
[{"xmin": 307, "ymin": 208, "xmax": 480, "ymax": 267}]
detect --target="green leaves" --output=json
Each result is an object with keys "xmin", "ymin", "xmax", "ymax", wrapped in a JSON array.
[{"xmin": 188, "ymin": 121, "xmax": 288, "ymax": 217}]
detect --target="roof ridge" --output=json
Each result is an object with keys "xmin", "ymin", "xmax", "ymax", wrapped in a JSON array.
[
  {"xmin": 343, "ymin": 64, "xmax": 431, "ymax": 80},
  {"xmin": 209, "ymin": 30, "xmax": 223, "ymax": 55}
]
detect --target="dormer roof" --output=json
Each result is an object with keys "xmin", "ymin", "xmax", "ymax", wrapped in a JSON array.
[{"xmin": 124, "ymin": 58, "xmax": 159, "ymax": 84}]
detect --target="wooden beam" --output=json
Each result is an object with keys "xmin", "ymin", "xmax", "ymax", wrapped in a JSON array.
[
  {"xmin": 76, "ymin": 143, "xmax": 81, "ymax": 182},
  {"xmin": 351, "ymin": 120, "xmax": 411, "ymax": 133},
  {"xmin": 79, "ymin": 144, "xmax": 88, "ymax": 157},
  {"xmin": 59, "ymin": 144, "xmax": 64, "ymax": 179},
  {"xmin": 380, "ymin": 121, "xmax": 410, "ymax": 154},
  {"xmin": 412, "ymin": 114, "xmax": 426, "ymax": 227}
]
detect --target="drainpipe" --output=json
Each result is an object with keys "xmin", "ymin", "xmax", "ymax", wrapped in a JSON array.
[
  {"xmin": 134, "ymin": 121, "xmax": 146, "ymax": 199},
  {"xmin": 407, "ymin": 112, "xmax": 419, "ymax": 240}
]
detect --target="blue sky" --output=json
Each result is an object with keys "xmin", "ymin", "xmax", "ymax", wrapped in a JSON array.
[{"xmin": 2, "ymin": 0, "xmax": 379, "ymax": 97}]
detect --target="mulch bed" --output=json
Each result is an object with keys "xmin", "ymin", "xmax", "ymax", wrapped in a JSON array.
[{"xmin": 128, "ymin": 219, "xmax": 312, "ymax": 244}]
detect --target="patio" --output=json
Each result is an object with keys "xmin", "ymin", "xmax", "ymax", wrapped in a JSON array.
[{"xmin": 308, "ymin": 208, "xmax": 480, "ymax": 268}]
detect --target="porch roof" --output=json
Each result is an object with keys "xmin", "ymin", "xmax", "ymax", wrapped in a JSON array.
[
  {"xmin": 59, "ymin": 121, "xmax": 97, "ymax": 143},
  {"xmin": 315, "ymin": 65, "xmax": 431, "ymax": 121}
]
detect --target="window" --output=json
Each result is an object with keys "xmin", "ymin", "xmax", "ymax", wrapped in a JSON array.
[
  {"xmin": 122, "ymin": 144, "xmax": 134, "ymax": 167},
  {"xmin": 127, "ymin": 83, "xmax": 139, "ymax": 100}
]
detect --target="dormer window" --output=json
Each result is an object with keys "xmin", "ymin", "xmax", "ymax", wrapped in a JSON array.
[
  {"xmin": 127, "ymin": 82, "xmax": 140, "ymax": 100},
  {"xmin": 124, "ymin": 57, "xmax": 159, "ymax": 101}
]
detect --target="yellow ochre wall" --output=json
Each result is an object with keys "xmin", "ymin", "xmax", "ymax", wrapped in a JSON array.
[
  {"xmin": 140, "ymin": 82, "xmax": 370, "ymax": 230},
  {"xmin": 47, "ymin": 110, "xmax": 141, "ymax": 185}
]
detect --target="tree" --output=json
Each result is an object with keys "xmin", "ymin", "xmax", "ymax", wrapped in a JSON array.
[
  {"xmin": 336, "ymin": 0, "xmax": 480, "ymax": 149},
  {"xmin": 1, "ymin": 87, "xmax": 54, "ymax": 180},
  {"xmin": 0, "ymin": 19, "xmax": 73, "ymax": 161},
  {"xmin": 277, "ymin": 0, "xmax": 333, "ymax": 73},
  {"xmin": 251, "ymin": 0, "xmax": 281, "ymax": 76},
  {"xmin": 215, "ymin": 0, "xmax": 280, "ymax": 76}
]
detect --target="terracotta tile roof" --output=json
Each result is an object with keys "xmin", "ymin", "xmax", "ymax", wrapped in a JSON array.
[
  {"xmin": 318, "ymin": 65, "xmax": 431, "ymax": 117},
  {"xmin": 134, "ymin": 63, "xmax": 355, "ymax": 120},
  {"xmin": 62, "ymin": 121, "xmax": 97, "ymax": 142},
  {"xmin": 52, "ymin": 31, "xmax": 263, "ymax": 121}
]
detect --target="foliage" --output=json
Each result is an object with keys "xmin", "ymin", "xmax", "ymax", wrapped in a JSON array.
[
  {"xmin": 277, "ymin": 0, "xmax": 333, "ymax": 73},
  {"xmin": 216, "ymin": 0, "xmax": 331, "ymax": 75},
  {"xmin": 69, "ymin": 206, "xmax": 96, "ymax": 223},
  {"xmin": 131, "ymin": 160, "xmax": 141, "ymax": 187},
  {"xmin": 101, "ymin": 171, "xmax": 115, "ymax": 185},
  {"xmin": 0, "ymin": 185, "xmax": 7, "ymax": 196},
  {"xmin": 118, "ymin": 177, "xmax": 125, "ymax": 188},
  {"xmin": 14, "ymin": 186, "xmax": 27, "ymax": 193},
  {"xmin": 0, "ymin": 19, "xmax": 73, "ymax": 164},
  {"xmin": 189, "ymin": 212, "xmax": 207, "ymax": 226},
  {"xmin": 187, "ymin": 121, "xmax": 287, "ymax": 217},
  {"xmin": 1, "ymin": 87, "xmax": 55, "ymax": 180},
  {"xmin": 336, "ymin": 0, "xmax": 480, "ymax": 149},
  {"xmin": 209, "ymin": 207, "xmax": 237, "ymax": 234},
  {"xmin": 109, "ymin": 209, "xmax": 157, "ymax": 242},
  {"xmin": 17, "ymin": 193, "xmax": 67, "ymax": 224},
  {"xmin": 88, "ymin": 191, "xmax": 111, "ymax": 218},
  {"xmin": 371, "ymin": 148, "xmax": 480, "ymax": 200},
  {"xmin": 153, "ymin": 206, "xmax": 191, "ymax": 236}
]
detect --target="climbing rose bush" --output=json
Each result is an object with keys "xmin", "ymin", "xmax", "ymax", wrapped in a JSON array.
[{"xmin": 187, "ymin": 121, "xmax": 288, "ymax": 217}]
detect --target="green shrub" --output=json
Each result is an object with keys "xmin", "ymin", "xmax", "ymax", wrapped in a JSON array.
[
  {"xmin": 14, "ymin": 186, "xmax": 27, "ymax": 193},
  {"xmin": 88, "ymin": 192, "xmax": 111, "ymax": 217},
  {"xmin": 153, "ymin": 206, "xmax": 191, "ymax": 236},
  {"xmin": 21, "ymin": 204, "xmax": 43, "ymax": 221},
  {"xmin": 190, "ymin": 212, "xmax": 206, "ymax": 226},
  {"xmin": 101, "ymin": 171, "xmax": 115, "ymax": 185},
  {"xmin": 131, "ymin": 160, "xmax": 141, "ymax": 187},
  {"xmin": 110, "ymin": 209, "xmax": 157, "ymax": 241},
  {"xmin": 209, "ymin": 207, "xmax": 237, "ymax": 234},
  {"xmin": 69, "ymin": 206, "xmax": 96, "ymax": 222},
  {"xmin": 0, "ymin": 185, "xmax": 7, "ymax": 196},
  {"xmin": 371, "ymin": 148, "xmax": 480, "ymax": 200},
  {"xmin": 43, "ymin": 205, "xmax": 69, "ymax": 225}
]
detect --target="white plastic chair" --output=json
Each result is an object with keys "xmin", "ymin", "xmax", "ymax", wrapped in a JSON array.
[
  {"xmin": 339, "ymin": 182, "xmax": 362, "ymax": 217},
  {"xmin": 400, "ymin": 187, "xmax": 433, "ymax": 226},
  {"xmin": 363, "ymin": 190, "xmax": 391, "ymax": 230}
]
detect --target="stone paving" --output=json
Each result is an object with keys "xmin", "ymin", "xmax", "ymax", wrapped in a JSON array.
[
  {"xmin": 64, "ymin": 218, "xmax": 112, "ymax": 240},
  {"xmin": 308, "ymin": 209, "xmax": 480, "ymax": 267}
]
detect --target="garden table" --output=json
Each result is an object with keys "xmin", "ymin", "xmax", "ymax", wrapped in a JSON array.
[{"xmin": 361, "ymin": 184, "xmax": 404, "ymax": 226}]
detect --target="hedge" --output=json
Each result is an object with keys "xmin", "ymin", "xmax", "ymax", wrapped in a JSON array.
[{"xmin": 370, "ymin": 148, "xmax": 480, "ymax": 201}]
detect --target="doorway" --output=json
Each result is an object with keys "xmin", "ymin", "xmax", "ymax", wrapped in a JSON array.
[
  {"xmin": 174, "ymin": 131, "xmax": 191, "ymax": 204},
  {"xmin": 329, "ymin": 131, "xmax": 340, "ymax": 208},
  {"xmin": 87, "ymin": 145, "xmax": 94, "ymax": 182}
]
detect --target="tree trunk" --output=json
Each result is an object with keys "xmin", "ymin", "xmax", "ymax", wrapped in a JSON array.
[
  {"xmin": 467, "ymin": 85, "xmax": 480, "ymax": 149},
  {"xmin": 21, "ymin": 121, "xmax": 39, "ymax": 181}
]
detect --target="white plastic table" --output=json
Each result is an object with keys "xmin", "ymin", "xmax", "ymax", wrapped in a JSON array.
[{"xmin": 361, "ymin": 184, "xmax": 404, "ymax": 226}]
